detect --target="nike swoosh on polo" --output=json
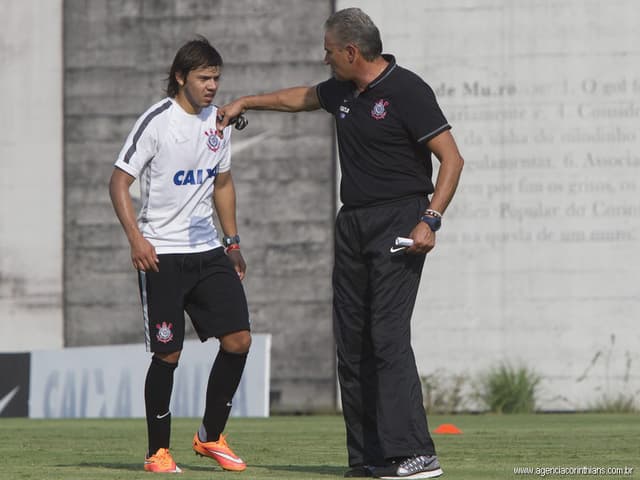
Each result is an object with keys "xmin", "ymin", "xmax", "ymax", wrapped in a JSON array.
[
  {"xmin": 0, "ymin": 386, "xmax": 20, "ymax": 415},
  {"xmin": 389, "ymin": 246, "xmax": 407, "ymax": 254}
]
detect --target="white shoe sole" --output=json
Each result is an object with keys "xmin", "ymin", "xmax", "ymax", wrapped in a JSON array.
[{"xmin": 379, "ymin": 467, "xmax": 443, "ymax": 479}]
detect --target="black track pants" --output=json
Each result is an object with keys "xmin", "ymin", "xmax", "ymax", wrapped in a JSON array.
[{"xmin": 333, "ymin": 195, "xmax": 436, "ymax": 466}]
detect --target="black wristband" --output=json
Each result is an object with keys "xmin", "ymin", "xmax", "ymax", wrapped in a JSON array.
[
  {"xmin": 420, "ymin": 214, "xmax": 441, "ymax": 232},
  {"xmin": 222, "ymin": 234, "xmax": 240, "ymax": 247}
]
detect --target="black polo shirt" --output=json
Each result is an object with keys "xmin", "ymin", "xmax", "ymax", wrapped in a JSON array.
[{"xmin": 316, "ymin": 54, "xmax": 451, "ymax": 209}]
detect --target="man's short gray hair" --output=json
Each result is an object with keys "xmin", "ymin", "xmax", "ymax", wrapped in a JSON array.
[{"xmin": 324, "ymin": 8, "xmax": 382, "ymax": 61}]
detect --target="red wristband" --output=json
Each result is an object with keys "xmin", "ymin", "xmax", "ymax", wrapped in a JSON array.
[{"xmin": 225, "ymin": 243, "xmax": 240, "ymax": 253}]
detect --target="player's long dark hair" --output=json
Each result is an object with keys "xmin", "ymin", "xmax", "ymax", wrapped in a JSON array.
[{"xmin": 166, "ymin": 36, "xmax": 223, "ymax": 97}]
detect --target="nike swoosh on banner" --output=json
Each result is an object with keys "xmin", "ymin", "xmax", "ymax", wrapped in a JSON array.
[
  {"xmin": 389, "ymin": 247, "xmax": 406, "ymax": 254},
  {"xmin": 0, "ymin": 386, "xmax": 20, "ymax": 415},
  {"xmin": 129, "ymin": 131, "xmax": 271, "ymax": 200}
]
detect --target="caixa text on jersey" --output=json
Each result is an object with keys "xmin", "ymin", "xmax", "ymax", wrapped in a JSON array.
[{"xmin": 173, "ymin": 166, "xmax": 219, "ymax": 185}]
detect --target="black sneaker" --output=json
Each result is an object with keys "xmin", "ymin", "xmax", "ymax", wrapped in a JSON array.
[
  {"xmin": 374, "ymin": 455, "xmax": 443, "ymax": 479},
  {"xmin": 344, "ymin": 465, "xmax": 375, "ymax": 477}
]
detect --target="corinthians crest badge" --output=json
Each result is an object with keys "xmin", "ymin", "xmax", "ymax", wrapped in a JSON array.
[
  {"xmin": 204, "ymin": 129, "xmax": 221, "ymax": 152},
  {"xmin": 371, "ymin": 99, "xmax": 389, "ymax": 120},
  {"xmin": 156, "ymin": 322, "xmax": 174, "ymax": 343}
]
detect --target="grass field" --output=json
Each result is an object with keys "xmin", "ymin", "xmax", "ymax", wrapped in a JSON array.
[{"xmin": 2, "ymin": 414, "xmax": 638, "ymax": 479}]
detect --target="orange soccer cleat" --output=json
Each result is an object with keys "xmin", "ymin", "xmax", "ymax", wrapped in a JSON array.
[
  {"xmin": 144, "ymin": 448, "xmax": 182, "ymax": 473},
  {"xmin": 193, "ymin": 432, "xmax": 247, "ymax": 471}
]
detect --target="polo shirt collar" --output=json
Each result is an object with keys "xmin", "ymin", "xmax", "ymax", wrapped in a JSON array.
[{"xmin": 366, "ymin": 54, "xmax": 397, "ymax": 91}]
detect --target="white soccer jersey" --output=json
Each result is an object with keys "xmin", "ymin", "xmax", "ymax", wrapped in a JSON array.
[{"xmin": 115, "ymin": 97, "xmax": 233, "ymax": 254}]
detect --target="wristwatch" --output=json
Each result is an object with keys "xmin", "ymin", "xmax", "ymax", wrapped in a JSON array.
[
  {"xmin": 222, "ymin": 234, "xmax": 240, "ymax": 247},
  {"xmin": 420, "ymin": 211, "xmax": 442, "ymax": 232}
]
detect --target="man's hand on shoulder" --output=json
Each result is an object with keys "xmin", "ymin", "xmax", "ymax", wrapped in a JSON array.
[{"xmin": 216, "ymin": 98, "xmax": 247, "ymax": 137}]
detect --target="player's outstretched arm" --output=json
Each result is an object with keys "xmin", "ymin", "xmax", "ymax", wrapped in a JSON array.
[{"xmin": 216, "ymin": 86, "xmax": 320, "ymax": 133}]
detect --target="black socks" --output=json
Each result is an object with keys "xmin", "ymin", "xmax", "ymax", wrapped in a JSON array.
[
  {"xmin": 201, "ymin": 349, "xmax": 248, "ymax": 442},
  {"xmin": 145, "ymin": 355, "xmax": 178, "ymax": 455},
  {"xmin": 144, "ymin": 348, "xmax": 248, "ymax": 452}
]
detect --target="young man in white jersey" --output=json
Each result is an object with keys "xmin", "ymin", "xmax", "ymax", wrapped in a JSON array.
[{"xmin": 110, "ymin": 37, "xmax": 250, "ymax": 474}]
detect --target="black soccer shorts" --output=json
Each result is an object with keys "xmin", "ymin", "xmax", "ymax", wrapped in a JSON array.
[{"xmin": 137, "ymin": 247, "xmax": 250, "ymax": 353}]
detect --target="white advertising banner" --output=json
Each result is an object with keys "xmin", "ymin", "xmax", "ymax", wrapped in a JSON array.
[{"xmin": 29, "ymin": 335, "xmax": 270, "ymax": 418}]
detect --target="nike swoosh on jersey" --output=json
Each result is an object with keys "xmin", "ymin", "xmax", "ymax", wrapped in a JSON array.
[
  {"xmin": 0, "ymin": 386, "xmax": 20, "ymax": 415},
  {"xmin": 389, "ymin": 246, "xmax": 407, "ymax": 254}
]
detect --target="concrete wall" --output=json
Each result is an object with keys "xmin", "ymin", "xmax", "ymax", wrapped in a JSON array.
[
  {"xmin": 63, "ymin": 0, "xmax": 335, "ymax": 412},
  {"xmin": 0, "ymin": 0, "xmax": 64, "ymax": 351},
  {"xmin": 5, "ymin": 0, "xmax": 638, "ymax": 413},
  {"xmin": 342, "ymin": 0, "xmax": 640, "ymax": 410}
]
